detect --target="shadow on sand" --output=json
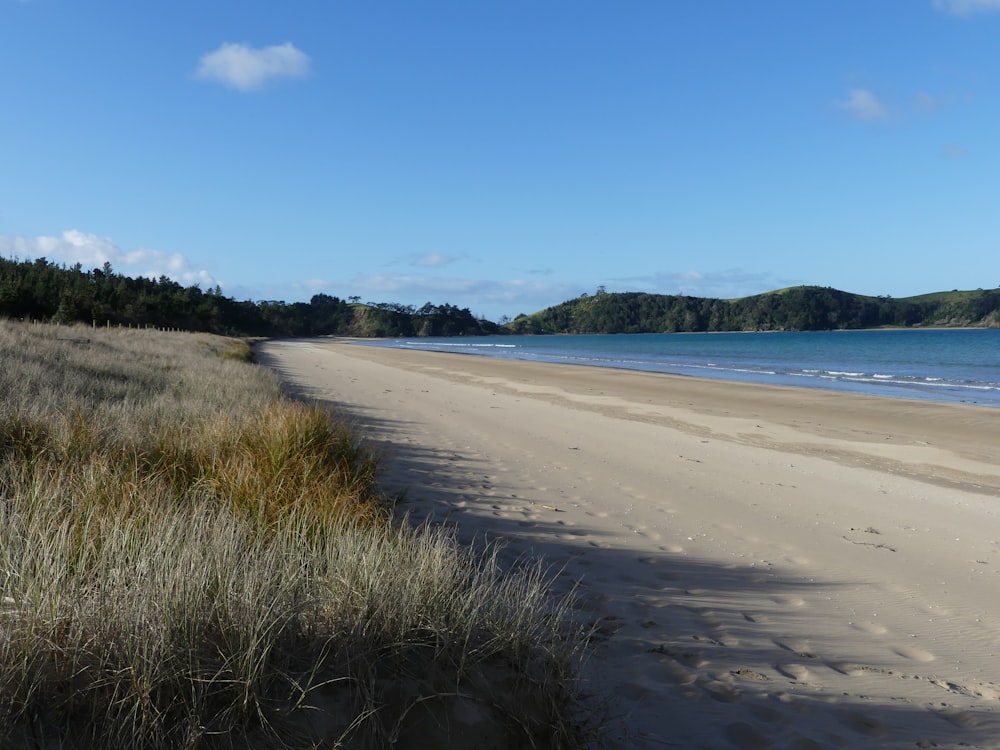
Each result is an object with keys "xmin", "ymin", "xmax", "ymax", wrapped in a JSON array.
[{"xmin": 258, "ymin": 346, "xmax": 1000, "ymax": 750}]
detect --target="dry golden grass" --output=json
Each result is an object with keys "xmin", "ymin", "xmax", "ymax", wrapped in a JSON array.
[{"xmin": 0, "ymin": 321, "xmax": 590, "ymax": 749}]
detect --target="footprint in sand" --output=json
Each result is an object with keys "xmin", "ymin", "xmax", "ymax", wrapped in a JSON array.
[
  {"xmin": 976, "ymin": 682, "xmax": 1000, "ymax": 700},
  {"xmin": 694, "ymin": 608, "xmax": 723, "ymax": 629},
  {"xmin": 703, "ymin": 679, "xmax": 742, "ymax": 703},
  {"xmin": 776, "ymin": 663, "xmax": 812, "ymax": 683},
  {"xmin": 770, "ymin": 593, "xmax": 807, "ymax": 608},
  {"xmin": 836, "ymin": 709, "xmax": 888, "ymax": 738},
  {"xmin": 783, "ymin": 555, "xmax": 811, "ymax": 566},
  {"xmin": 655, "ymin": 658, "xmax": 698, "ymax": 685},
  {"xmin": 827, "ymin": 661, "xmax": 870, "ymax": 677},
  {"xmin": 850, "ymin": 620, "xmax": 888, "ymax": 635},
  {"xmin": 930, "ymin": 678, "xmax": 1000, "ymax": 700},
  {"xmin": 891, "ymin": 644, "xmax": 935, "ymax": 662},
  {"xmin": 937, "ymin": 707, "xmax": 985, "ymax": 729},
  {"xmin": 773, "ymin": 638, "xmax": 816, "ymax": 659}
]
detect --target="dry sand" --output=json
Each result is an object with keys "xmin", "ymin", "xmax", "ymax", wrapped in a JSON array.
[{"xmin": 257, "ymin": 338, "xmax": 1000, "ymax": 749}]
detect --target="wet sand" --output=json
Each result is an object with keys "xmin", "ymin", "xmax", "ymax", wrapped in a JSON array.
[{"xmin": 257, "ymin": 338, "xmax": 1000, "ymax": 749}]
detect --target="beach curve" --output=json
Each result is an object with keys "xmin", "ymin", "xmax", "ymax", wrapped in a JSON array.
[{"xmin": 257, "ymin": 338, "xmax": 1000, "ymax": 749}]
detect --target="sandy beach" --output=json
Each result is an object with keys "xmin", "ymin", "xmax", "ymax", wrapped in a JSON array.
[{"xmin": 257, "ymin": 338, "xmax": 1000, "ymax": 749}]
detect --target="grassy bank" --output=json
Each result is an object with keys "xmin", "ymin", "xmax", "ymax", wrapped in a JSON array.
[{"xmin": 0, "ymin": 321, "xmax": 589, "ymax": 749}]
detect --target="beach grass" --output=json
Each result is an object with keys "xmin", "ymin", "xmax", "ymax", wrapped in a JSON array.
[{"xmin": 0, "ymin": 321, "xmax": 590, "ymax": 749}]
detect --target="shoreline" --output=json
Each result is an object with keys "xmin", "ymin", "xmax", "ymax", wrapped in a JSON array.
[
  {"xmin": 258, "ymin": 338, "xmax": 1000, "ymax": 748},
  {"xmin": 333, "ymin": 339, "xmax": 1000, "ymax": 493},
  {"xmin": 350, "ymin": 328, "xmax": 1000, "ymax": 410}
]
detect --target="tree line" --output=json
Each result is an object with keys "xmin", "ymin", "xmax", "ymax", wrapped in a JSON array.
[
  {"xmin": 507, "ymin": 286, "xmax": 1000, "ymax": 334},
  {"xmin": 4, "ymin": 256, "xmax": 997, "ymax": 337},
  {"xmin": 0, "ymin": 257, "xmax": 498, "ymax": 337}
]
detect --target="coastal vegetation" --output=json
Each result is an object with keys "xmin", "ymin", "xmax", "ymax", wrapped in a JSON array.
[
  {"xmin": 0, "ymin": 320, "xmax": 590, "ymax": 748},
  {"xmin": 0, "ymin": 257, "xmax": 498, "ymax": 337},
  {"xmin": 2, "ymin": 255, "xmax": 998, "ymax": 336},
  {"xmin": 507, "ymin": 285, "xmax": 1000, "ymax": 334}
]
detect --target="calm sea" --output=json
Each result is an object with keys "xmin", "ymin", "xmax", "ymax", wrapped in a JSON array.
[{"xmin": 357, "ymin": 329, "xmax": 1000, "ymax": 408}]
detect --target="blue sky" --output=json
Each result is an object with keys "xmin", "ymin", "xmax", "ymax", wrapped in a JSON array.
[{"xmin": 2, "ymin": 0, "xmax": 998, "ymax": 321}]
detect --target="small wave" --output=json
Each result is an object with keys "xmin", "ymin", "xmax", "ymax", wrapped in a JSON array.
[
  {"xmin": 400, "ymin": 341, "xmax": 517, "ymax": 349},
  {"xmin": 827, "ymin": 373, "xmax": 999, "ymax": 393},
  {"xmin": 674, "ymin": 363, "xmax": 778, "ymax": 376},
  {"xmin": 365, "ymin": 331, "xmax": 1000, "ymax": 407}
]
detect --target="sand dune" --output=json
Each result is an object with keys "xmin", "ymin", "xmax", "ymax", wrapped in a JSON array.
[{"xmin": 257, "ymin": 338, "xmax": 1000, "ymax": 749}]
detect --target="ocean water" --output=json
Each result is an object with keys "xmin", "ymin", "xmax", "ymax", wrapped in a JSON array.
[{"xmin": 357, "ymin": 329, "xmax": 1000, "ymax": 408}]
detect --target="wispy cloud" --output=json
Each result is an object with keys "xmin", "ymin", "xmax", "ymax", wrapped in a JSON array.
[
  {"xmin": 612, "ymin": 268, "xmax": 793, "ymax": 300},
  {"xmin": 406, "ymin": 252, "xmax": 459, "ymax": 268},
  {"xmin": 933, "ymin": 0, "xmax": 1000, "ymax": 16},
  {"xmin": 259, "ymin": 266, "xmax": 801, "ymax": 321},
  {"xmin": 173, "ymin": 265, "xmax": 799, "ymax": 320},
  {"xmin": 0, "ymin": 230, "xmax": 217, "ymax": 288},
  {"xmin": 259, "ymin": 272, "xmax": 581, "ymax": 320},
  {"xmin": 196, "ymin": 42, "xmax": 310, "ymax": 92},
  {"xmin": 913, "ymin": 91, "xmax": 955, "ymax": 115},
  {"xmin": 283, "ymin": 267, "xmax": 797, "ymax": 320},
  {"xmin": 834, "ymin": 88, "xmax": 966, "ymax": 125},
  {"xmin": 835, "ymin": 89, "xmax": 890, "ymax": 122},
  {"xmin": 944, "ymin": 142, "xmax": 969, "ymax": 159}
]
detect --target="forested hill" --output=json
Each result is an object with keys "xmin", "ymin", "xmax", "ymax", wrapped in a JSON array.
[
  {"xmin": 0, "ymin": 256, "xmax": 498, "ymax": 337},
  {"xmin": 5, "ymin": 256, "xmax": 998, "ymax": 337},
  {"xmin": 506, "ymin": 286, "xmax": 1000, "ymax": 334}
]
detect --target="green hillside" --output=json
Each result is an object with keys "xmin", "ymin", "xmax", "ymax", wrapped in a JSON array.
[
  {"xmin": 3, "ymin": 255, "xmax": 998, "ymax": 336},
  {"xmin": 505, "ymin": 286, "xmax": 1000, "ymax": 334}
]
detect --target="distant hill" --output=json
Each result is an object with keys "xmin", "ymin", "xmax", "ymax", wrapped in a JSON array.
[
  {"xmin": 4, "ymin": 256, "xmax": 997, "ymax": 337},
  {"xmin": 505, "ymin": 286, "xmax": 1000, "ymax": 334}
]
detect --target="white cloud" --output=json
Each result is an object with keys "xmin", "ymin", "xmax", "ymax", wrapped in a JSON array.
[
  {"xmin": 196, "ymin": 42, "xmax": 310, "ymax": 92},
  {"xmin": 408, "ymin": 252, "xmax": 458, "ymax": 268},
  {"xmin": 933, "ymin": 0, "xmax": 1000, "ymax": 16},
  {"xmin": 0, "ymin": 230, "xmax": 217, "ymax": 289},
  {"xmin": 835, "ymin": 89, "xmax": 890, "ymax": 122}
]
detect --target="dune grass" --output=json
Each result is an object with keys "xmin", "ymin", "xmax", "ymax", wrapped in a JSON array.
[{"xmin": 0, "ymin": 321, "xmax": 590, "ymax": 749}]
